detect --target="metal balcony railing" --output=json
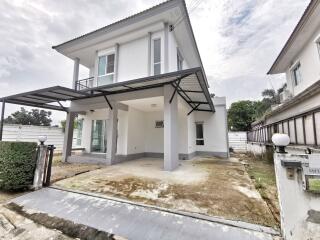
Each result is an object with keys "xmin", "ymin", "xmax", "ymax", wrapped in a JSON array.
[{"xmin": 75, "ymin": 77, "xmax": 94, "ymax": 90}]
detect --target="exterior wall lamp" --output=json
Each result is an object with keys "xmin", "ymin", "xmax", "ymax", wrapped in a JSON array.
[{"xmin": 272, "ymin": 133, "xmax": 290, "ymax": 153}]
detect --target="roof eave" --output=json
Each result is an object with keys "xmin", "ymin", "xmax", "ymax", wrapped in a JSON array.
[{"xmin": 267, "ymin": 0, "xmax": 319, "ymax": 75}]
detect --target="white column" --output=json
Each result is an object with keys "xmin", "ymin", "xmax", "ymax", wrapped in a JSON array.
[
  {"xmin": 73, "ymin": 58, "xmax": 80, "ymax": 90},
  {"xmin": 114, "ymin": 43, "xmax": 119, "ymax": 82},
  {"xmin": 147, "ymin": 32, "xmax": 152, "ymax": 76},
  {"xmin": 62, "ymin": 112, "xmax": 76, "ymax": 162},
  {"xmin": 164, "ymin": 22, "xmax": 169, "ymax": 73},
  {"xmin": 164, "ymin": 85, "xmax": 179, "ymax": 171},
  {"xmin": 106, "ymin": 104, "xmax": 118, "ymax": 165}
]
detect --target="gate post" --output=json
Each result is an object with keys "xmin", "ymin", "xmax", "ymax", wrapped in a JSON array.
[{"xmin": 33, "ymin": 144, "xmax": 48, "ymax": 190}]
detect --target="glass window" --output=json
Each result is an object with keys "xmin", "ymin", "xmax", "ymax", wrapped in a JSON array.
[
  {"xmin": 98, "ymin": 56, "xmax": 106, "ymax": 76},
  {"xmin": 153, "ymin": 39, "xmax": 161, "ymax": 75},
  {"xmin": 76, "ymin": 119, "xmax": 83, "ymax": 146},
  {"xmin": 107, "ymin": 54, "xmax": 115, "ymax": 73},
  {"xmin": 98, "ymin": 53, "xmax": 115, "ymax": 86},
  {"xmin": 91, "ymin": 120, "xmax": 106, "ymax": 153},
  {"xmin": 292, "ymin": 63, "xmax": 302, "ymax": 86},
  {"xmin": 196, "ymin": 123, "xmax": 204, "ymax": 145}
]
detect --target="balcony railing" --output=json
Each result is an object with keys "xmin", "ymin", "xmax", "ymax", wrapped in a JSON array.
[{"xmin": 75, "ymin": 77, "xmax": 94, "ymax": 91}]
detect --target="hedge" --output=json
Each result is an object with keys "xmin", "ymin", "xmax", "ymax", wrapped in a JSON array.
[{"xmin": 0, "ymin": 141, "xmax": 38, "ymax": 190}]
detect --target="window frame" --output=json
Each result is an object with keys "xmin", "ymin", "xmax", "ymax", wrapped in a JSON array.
[
  {"xmin": 195, "ymin": 122, "xmax": 204, "ymax": 146},
  {"xmin": 153, "ymin": 38, "xmax": 161, "ymax": 75},
  {"xmin": 97, "ymin": 53, "xmax": 115, "ymax": 86},
  {"xmin": 291, "ymin": 62, "xmax": 302, "ymax": 86}
]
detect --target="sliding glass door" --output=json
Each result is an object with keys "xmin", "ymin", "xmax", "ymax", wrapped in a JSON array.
[{"xmin": 91, "ymin": 120, "xmax": 106, "ymax": 153}]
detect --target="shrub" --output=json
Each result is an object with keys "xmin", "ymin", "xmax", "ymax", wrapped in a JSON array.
[{"xmin": 0, "ymin": 141, "xmax": 38, "ymax": 190}]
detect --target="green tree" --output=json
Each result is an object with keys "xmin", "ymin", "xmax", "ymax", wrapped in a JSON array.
[
  {"xmin": 228, "ymin": 101, "xmax": 258, "ymax": 131},
  {"xmin": 4, "ymin": 107, "xmax": 52, "ymax": 126}
]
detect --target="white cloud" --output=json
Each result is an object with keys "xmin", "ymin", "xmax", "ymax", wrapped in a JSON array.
[{"xmin": 0, "ymin": 0, "xmax": 310, "ymax": 124}]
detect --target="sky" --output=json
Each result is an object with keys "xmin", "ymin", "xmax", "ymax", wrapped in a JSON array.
[{"xmin": 0, "ymin": 0, "xmax": 310, "ymax": 125}]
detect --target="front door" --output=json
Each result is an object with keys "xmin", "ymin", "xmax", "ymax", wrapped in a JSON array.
[{"xmin": 91, "ymin": 120, "xmax": 106, "ymax": 153}]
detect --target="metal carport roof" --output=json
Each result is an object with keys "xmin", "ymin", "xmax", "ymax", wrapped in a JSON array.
[
  {"xmin": 0, "ymin": 67, "xmax": 214, "ymax": 140},
  {"xmin": 0, "ymin": 67, "xmax": 214, "ymax": 113}
]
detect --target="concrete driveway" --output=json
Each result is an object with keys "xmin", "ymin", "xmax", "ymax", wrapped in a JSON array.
[{"xmin": 11, "ymin": 188, "xmax": 278, "ymax": 240}]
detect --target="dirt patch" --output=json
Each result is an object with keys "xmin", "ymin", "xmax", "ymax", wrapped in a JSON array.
[
  {"xmin": 51, "ymin": 163, "xmax": 102, "ymax": 183},
  {"xmin": 55, "ymin": 157, "xmax": 278, "ymax": 228},
  {"xmin": 235, "ymin": 153, "xmax": 280, "ymax": 225},
  {"xmin": 0, "ymin": 190, "xmax": 29, "ymax": 204},
  {"xmin": 0, "ymin": 203, "xmax": 74, "ymax": 240},
  {"xmin": 6, "ymin": 202, "xmax": 126, "ymax": 240}
]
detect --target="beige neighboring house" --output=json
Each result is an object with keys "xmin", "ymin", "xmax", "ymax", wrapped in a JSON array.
[{"xmin": 248, "ymin": 0, "xmax": 320, "ymax": 152}]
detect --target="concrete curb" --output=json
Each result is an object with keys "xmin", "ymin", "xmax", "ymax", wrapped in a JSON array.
[{"xmin": 49, "ymin": 185, "xmax": 280, "ymax": 236}]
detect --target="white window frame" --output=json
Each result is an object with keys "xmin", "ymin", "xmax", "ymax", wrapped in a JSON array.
[
  {"xmin": 97, "ymin": 53, "xmax": 115, "ymax": 85},
  {"xmin": 291, "ymin": 62, "xmax": 302, "ymax": 86},
  {"xmin": 153, "ymin": 38, "xmax": 161, "ymax": 75},
  {"xmin": 195, "ymin": 122, "xmax": 204, "ymax": 146}
]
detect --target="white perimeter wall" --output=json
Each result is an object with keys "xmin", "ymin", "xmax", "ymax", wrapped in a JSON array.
[
  {"xmin": 228, "ymin": 131, "xmax": 247, "ymax": 152},
  {"xmin": 274, "ymin": 153, "xmax": 320, "ymax": 240},
  {"xmin": 1, "ymin": 124, "xmax": 78, "ymax": 152}
]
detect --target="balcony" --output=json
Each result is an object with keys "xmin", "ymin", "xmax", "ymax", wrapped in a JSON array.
[
  {"xmin": 75, "ymin": 75, "xmax": 114, "ymax": 91},
  {"xmin": 75, "ymin": 77, "xmax": 94, "ymax": 91}
]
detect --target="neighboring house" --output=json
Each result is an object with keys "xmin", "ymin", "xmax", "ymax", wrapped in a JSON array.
[
  {"xmin": 0, "ymin": 0, "xmax": 228, "ymax": 171},
  {"xmin": 248, "ymin": 0, "xmax": 320, "ymax": 151}
]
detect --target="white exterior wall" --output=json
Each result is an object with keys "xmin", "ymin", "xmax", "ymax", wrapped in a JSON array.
[
  {"xmin": 87, "ymin": 26, "xmax": 190, "ymax": 84},
  {"xmin": 144, "ymin": 111, "xmax": 163, "ymax": 153},
  {"xmin": 194, "ymin": 97, "xmax": 229, "ymax": 156},
  {"xmin": 76, "ymin": 96, "xmax": 229, "ymax": 159},
  {"xmin": 285, "ymin": 28, "xmax": 320, "ymax": 96},
  {"xmin": 117, "ymin": 36, "xmax": 149, "ymax": 82},
  {"xmin": 126, "ymin": 107, "xmax": 146, "ymax": 154}
]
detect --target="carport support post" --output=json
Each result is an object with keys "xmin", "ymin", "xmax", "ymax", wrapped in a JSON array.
[
  {"xmin": 164, "ymin": 85, "xmax": 178, "ymax": 171},
  {"xmin": 62, "ymin": 112, "xmax": 76, "ymax": 162},
  {"xmin": 106, "ymin": 104, "xmax": 118, "ymax": 165}
]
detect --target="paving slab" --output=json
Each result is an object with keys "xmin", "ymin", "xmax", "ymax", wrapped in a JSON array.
[{"xmin": 11, "ymin": 188, "xmax": 275, "ymax": 240}]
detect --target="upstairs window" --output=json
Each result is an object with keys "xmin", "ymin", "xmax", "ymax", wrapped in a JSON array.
[
  {"xmin": 292, "ymin": 63, "xmax": 302, "ymax": 86},
  {"xmin": 177, "ymin": 49, "xmax": 183, "ymax": 71},
  {"xmin": 196, "ymin": 122, "xmax": 204, "ymax": 145},
  {"xmin": 98, "ymin": 53, "xmax": 115, "ymax": 86},
  {"xmin": 153, "ymin": 39, "xmax": 161, "ymax": 75}
]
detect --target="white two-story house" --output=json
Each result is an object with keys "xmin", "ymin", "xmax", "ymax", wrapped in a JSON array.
[
  {"xmin": 249, "ymin": 0, "xmax": 320, "ymax": 151},
  {"xmin": 0, "ymin": 0, "xmax": 228, "ymax": 170}
]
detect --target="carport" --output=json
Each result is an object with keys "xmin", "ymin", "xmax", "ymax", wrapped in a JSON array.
[{"xmin": 0, "ymin": 67, "xmax": 214, "ymax": 171}]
